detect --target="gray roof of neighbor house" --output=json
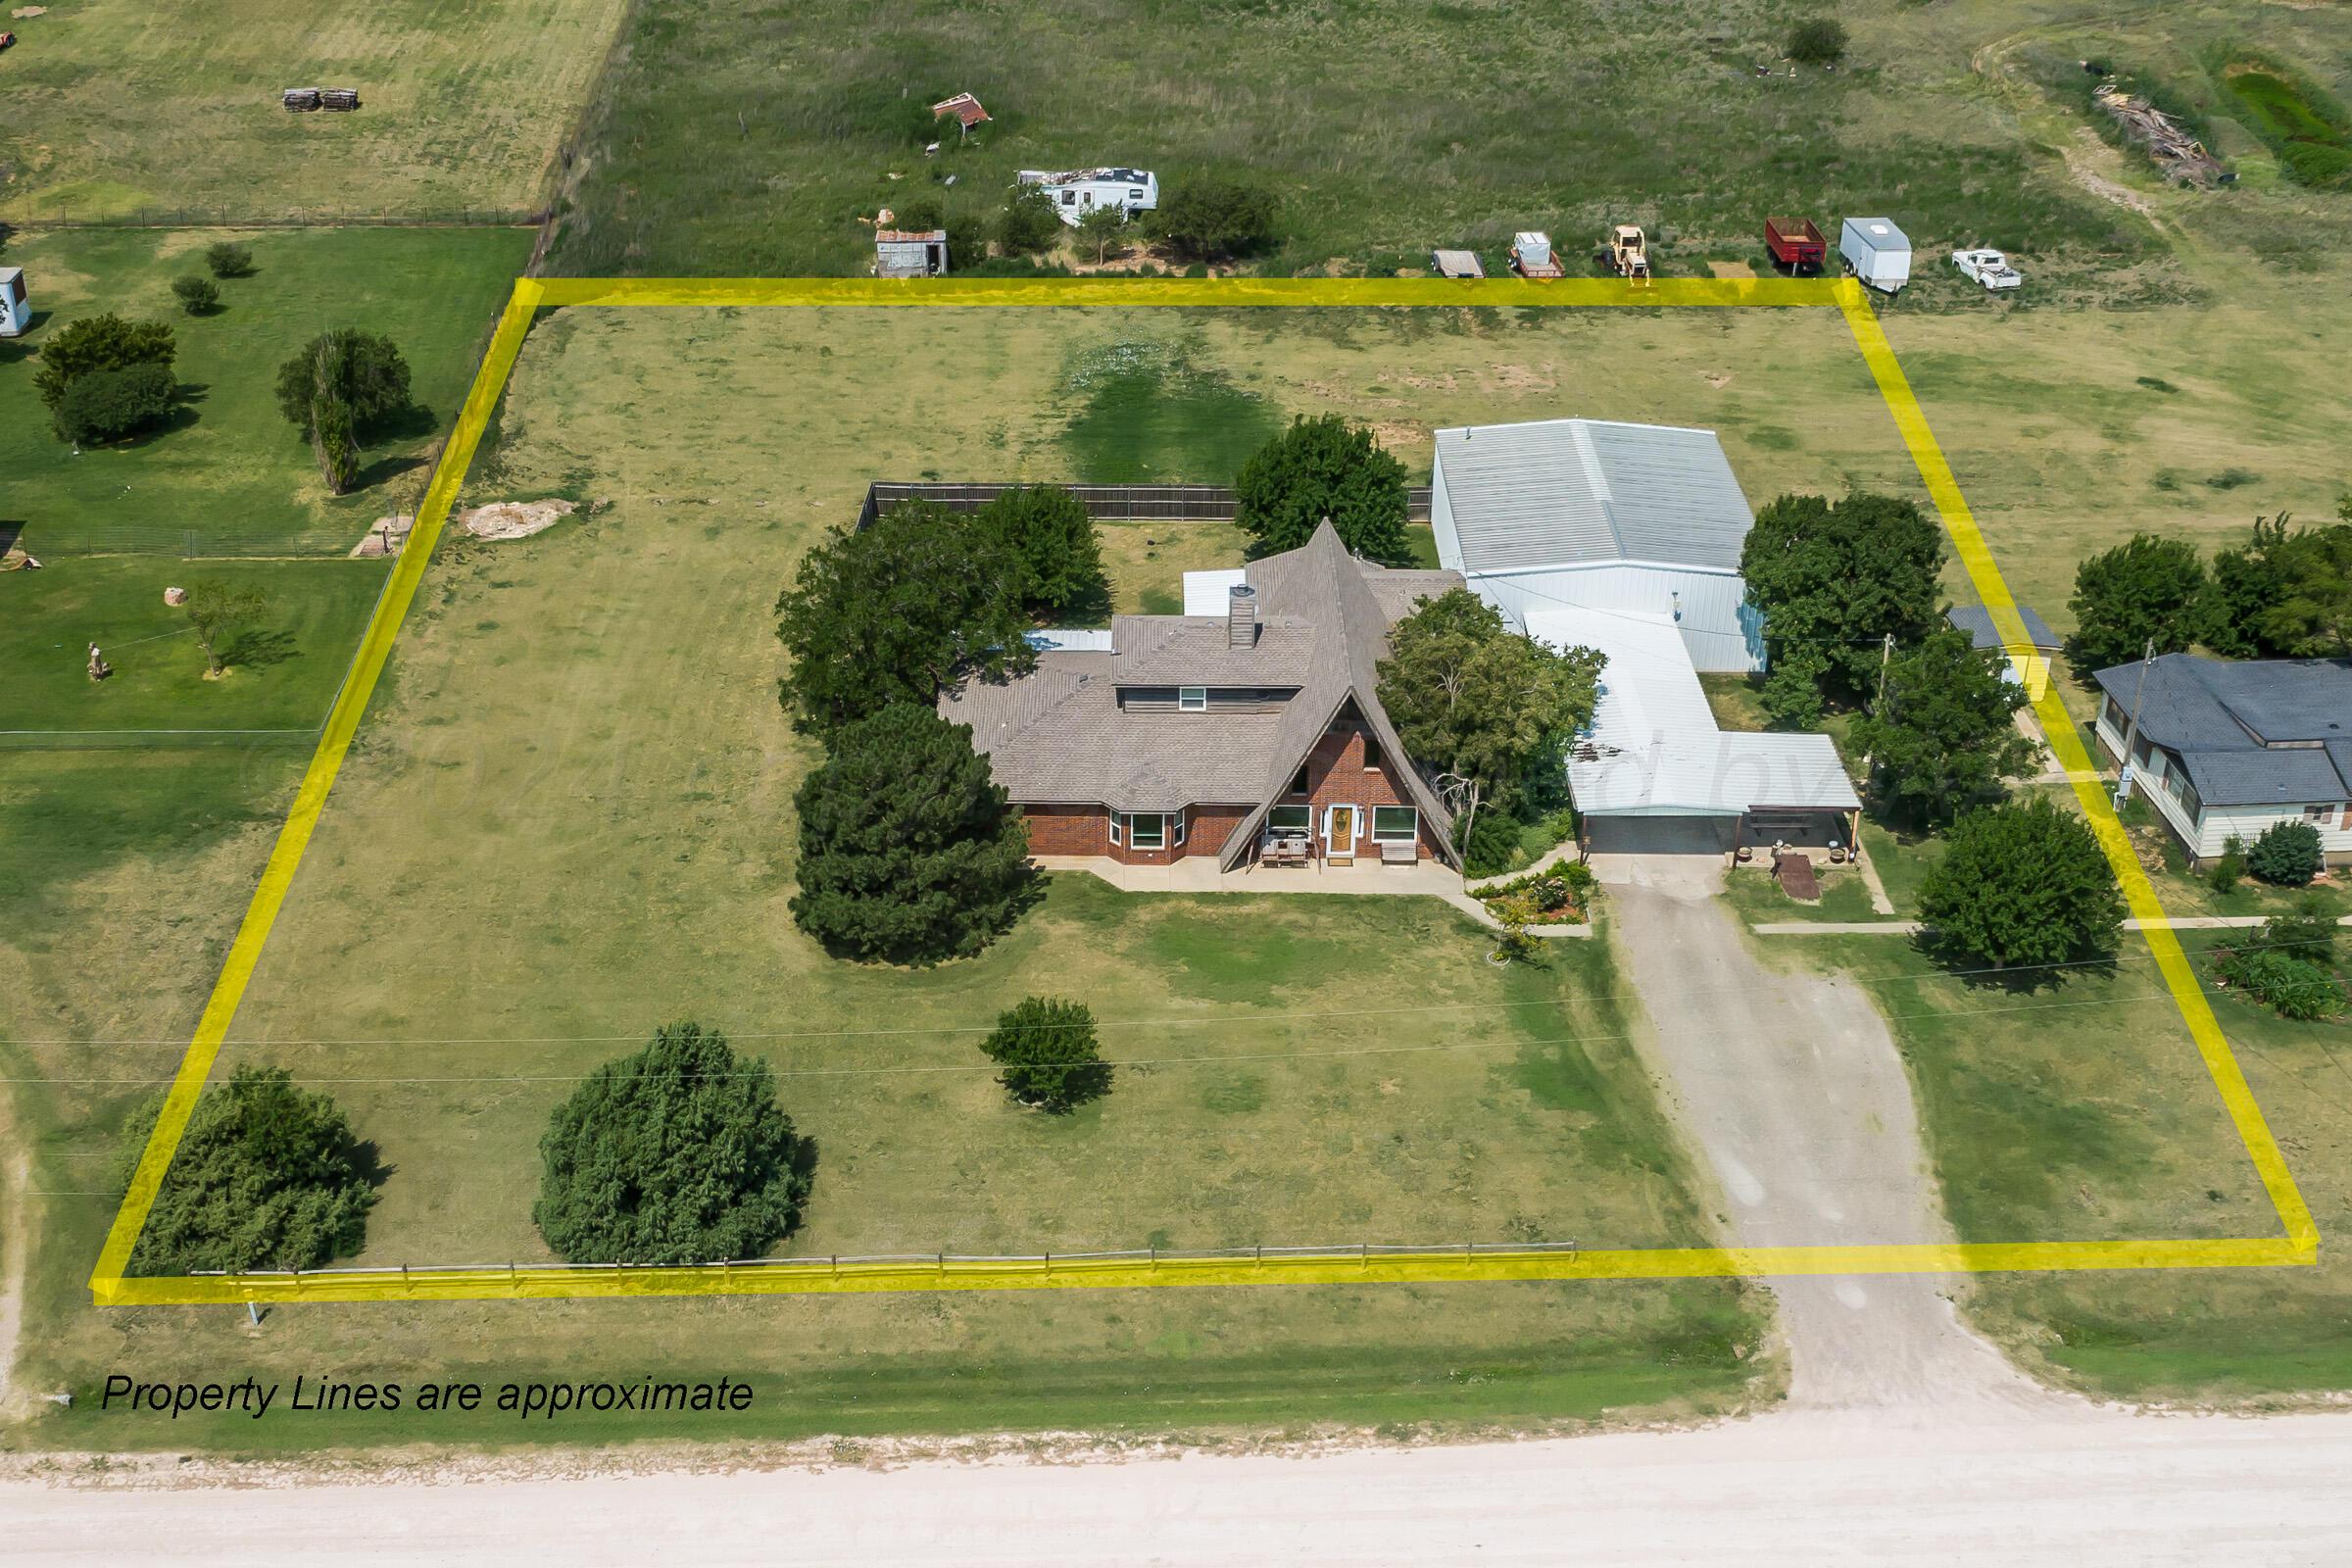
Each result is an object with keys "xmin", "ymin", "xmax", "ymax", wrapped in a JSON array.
[
  {"xmin": 2091, "ymin": 654, "xmax": 2352, "ymax": 807},
  {"xmin": 1947, "ymin": 603, "xmax": 2060, "ymax": 653},
  {"xmin": 1432, "ymin": 418, "xmax": 1754, "ymax": 575},
  {"xmin": 941, "ymin": 522, "xmax": 1465, "ymax": 864}
]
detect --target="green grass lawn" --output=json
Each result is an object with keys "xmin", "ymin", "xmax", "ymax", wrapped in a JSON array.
[
  {"xmin": 0, "ymin": 226, "xmax": 531, "ymax": 556},
  {"xmin": 546, "ymin": 0, "xmax": 2151, "ymax": 281},
  {"xmin": 0, "ymin": 0, "xmax": 626, "ymax": 220},
  {"xmin": 0, "ymin": 557, "xmax": 386, "ymax": 735}
]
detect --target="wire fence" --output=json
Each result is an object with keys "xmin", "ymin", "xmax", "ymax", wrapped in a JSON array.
[
  {"xmin": 859, "ymin": 481, "xmax": 1438, "ymax": 529},
  {"xmin": 176, "ymin": 1239, "xmax": 1582, "ymax": 1292},
  {"xmin": 0, "ymin": 726, "xmax": 321, "ymax": 753},
  {"xmin": 7, "ymin": 206, "xmax": 547, "ymax": 231},
  {"xmin": 22, "ymin": 523, "xmax": 365, "ymax": 560}
]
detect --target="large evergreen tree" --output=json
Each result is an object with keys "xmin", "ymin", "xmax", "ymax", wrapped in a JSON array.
[
  {"xmin": 1740, "ymin": 491, "xmax": 1946, "ymax": 709},
  {"xmin": 1849, "ymin": 627, "xmax": 2035, "ymax": 828},
  {"xmin": 1375, "ymin": 588, "xmax": 1602, "ymax": 852},
  {"xmin": 1917, "ymin": 797, "xmax": 2125, "ymax": 972},
  {"xmin": 273, "ymin": 328, "xmax": 414, "ymax": 495},
  {"xmin": 2066, "ymin": 532, "xmax": 2208, "ymax": 670},
  {"xmin": 119, "ymin": 1066, "xmax": 377, "ymax": 1274},
  {"xmin": 792, "ymin": 704, "xmax": 1037, "ymax": 962},
  {"xmin": 775, "ymin": 501, "xmax": 1035, "ymax": 734},
  {"xmin": 1234, "ymin": 415, "xmax": 1412, "ymax": 564},
  {"xmin": 535, "ymin": 1022, "xmax": 810, "ymax": 1265}
]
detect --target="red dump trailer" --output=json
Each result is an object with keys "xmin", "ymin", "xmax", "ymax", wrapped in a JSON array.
[{"xmin": 1765, "ymin": 216, "xmax": 1827, "ymax": 272}]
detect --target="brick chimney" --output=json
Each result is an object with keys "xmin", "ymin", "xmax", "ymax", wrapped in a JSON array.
[{"xmin": 1227, "ymin": 583, "xmax": 1258, "ymax": 649}]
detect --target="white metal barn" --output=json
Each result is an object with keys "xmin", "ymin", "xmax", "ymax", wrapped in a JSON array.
[
  {"xmin": 1527, "ymin": 607, "xmax": 1860, "ymax": 856},
  {"xmin": 1017, "ymin": 168, "xmax": 1160, "ymax": 225},
  {"xmin": 1429, "ymin": 418, "xmax": 1765, "ymax": 672}
]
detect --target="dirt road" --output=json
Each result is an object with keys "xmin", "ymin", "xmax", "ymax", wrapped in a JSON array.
[
  {"xmin": 11, "ymin": 1406, "xmax": 2352, "ymax": 1564},
  {"xmin": 1594, "ymin": 854, "xmax": 2051, "ymax": 1413}
]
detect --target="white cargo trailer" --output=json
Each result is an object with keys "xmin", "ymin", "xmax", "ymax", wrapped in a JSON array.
[
  {"xmin": 1839, "ymin": 217, "xmax": 1911, "ymax": 294},
  {"xmin": 0, "ymin": 267, "xmax": 27, "ymax": 336}
]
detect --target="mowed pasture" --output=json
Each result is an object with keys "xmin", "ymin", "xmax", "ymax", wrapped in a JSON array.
[{"xmin": 0, "ymin": 0, "xmax": 627, "ymax": 220}]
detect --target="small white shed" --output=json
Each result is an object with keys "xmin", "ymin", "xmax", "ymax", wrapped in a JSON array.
[
  {"xmin": 0, "ymin": 268, "xmax": 27, "ymax": 337},
  {"xmin": 875, "ymin": 228, "xmax": 949, "ymax": 278},
  {"xmin": 1839, "ymin": 218, "xmax": 1911, "ymax": 294}
]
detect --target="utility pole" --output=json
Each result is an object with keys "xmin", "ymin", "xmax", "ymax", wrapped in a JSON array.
[
  {"xmin": 2113, "ymin": 637, "xmax": 2156, "ymax": 808},
  {"xmin": 1859, "ymin": 631, "xmax": 1895, "ymax": 779}
]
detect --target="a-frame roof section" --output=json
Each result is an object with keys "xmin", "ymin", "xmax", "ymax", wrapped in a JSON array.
[{"xmin": 1217, "ymin": 521, "xmax": 1461, "ymax": 868}]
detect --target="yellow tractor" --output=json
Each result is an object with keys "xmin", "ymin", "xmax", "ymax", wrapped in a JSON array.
[{"xmin": 1604, "ymin": 224, "xmax": 1650, "ymax": 279}]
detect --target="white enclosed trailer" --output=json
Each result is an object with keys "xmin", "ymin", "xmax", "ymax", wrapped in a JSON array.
[
  {"xmin": 1839, "ymin": 217, "xmax": 1911, "ymax": 294},
  {"xmin": 0, "ymin": 267, "xmax": 27, "ymax": 336}
]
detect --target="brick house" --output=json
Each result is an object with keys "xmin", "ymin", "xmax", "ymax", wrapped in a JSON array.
[{"xmin": 940, "ymin": 521, "xmax": 1466, "ymax": 870}]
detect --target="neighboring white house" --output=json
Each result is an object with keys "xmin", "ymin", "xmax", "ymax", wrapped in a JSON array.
[
  {"xmin": 2092, "ymin": 653, "xmax": 2352, "ymax": 868},
  {"xmin": 1527, "ymin": 606, "xmax": 1859, "ymax": 856},
  {"xmin": 1017, "ymin": 168, "xmax": 1159, "ymax": 225},
  {"xmin": 1429, "ymin": 417, "xmax": 1765, "ymax": 672}
]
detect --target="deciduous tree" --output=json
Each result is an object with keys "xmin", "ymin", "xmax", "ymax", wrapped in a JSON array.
[
  {"xmin": 535, "ymin": 1022, "xmax": 811, "ymax": 1265},
  {"xmin": 997, "ymin": 188, "xmax": 1064, "ymax": 257},
  {"xmin": 1849, "ymin": 627, "xmax": 2035, "ymax": 827},
  {"xmin": 1146, "ymin": 178, "xmax": 1279, "ymax": 260},
  {"xmin": 1917, "ymin": 797, "xmax": 2125, "ymax": 972},
  {"xmin": 1740, "ymin": 491, "xmax": 1945, "ymax": 709},
  {"xmin": 979, "ymin": 996, "xmax": 1110, "ymax": 1112},
  {"xmin": 791, "ymin": 704, "xmax": 1038, "ymax": 962},
  {"xmin": 1076, "ymin": 203, "xmax": 1129, "ymax": 265},
  {"xmin": 1234, "ymin": 415, "xmax": 1412, "ymax": 563},
  {"xmin": 1376, "ymin": 588, "xmax": 1602, "ymax": 854},
  {"xmin": 775, "ymin": 501, "xmax": 1036, "ymax": 733},
  {"xmin": 118, "ymin": 1066, "xmax": 377, "ymax": 1273},
  {"xmin": 182, "ymin": 579, "xmax": 274, "ymax": 676},
  {"xmin": 2066, "ymin": 532, "xmax": 2207, "ymax": 670},
  {"xmin": 978, "ymin": 484, "xmax": 1107, "ymax": 615},
  {"xmin": 55, "ymin": 362, "xmax": 177, "ymax": 446},
  {"xmin": 274, "ymin": 328, "xmax": 414, "ymax": 495}
]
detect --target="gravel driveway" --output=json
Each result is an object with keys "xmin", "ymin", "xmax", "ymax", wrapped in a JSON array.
[{"xmin": 1594, "ymin": 853, "xmax": 2059, "ymax": 1414}]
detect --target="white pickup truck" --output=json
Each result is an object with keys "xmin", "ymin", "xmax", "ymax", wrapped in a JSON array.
[{"xmin": 1951, "ymin": 248, "xmax": 2023, "ymax": 290}]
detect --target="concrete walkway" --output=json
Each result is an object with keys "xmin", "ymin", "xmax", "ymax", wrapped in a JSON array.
[
  {"xmin": 1598, "ymin": 854, "xmax": 2057, "ymax": 1415},
  {"xmin": 1030, "ymin": 857, "xmax": 1591, "ymax": 937}
]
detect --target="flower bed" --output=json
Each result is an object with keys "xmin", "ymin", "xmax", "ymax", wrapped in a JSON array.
[{"xmin": 1476, "ymin": 863, "xmax": 1595, "ymax": 924}]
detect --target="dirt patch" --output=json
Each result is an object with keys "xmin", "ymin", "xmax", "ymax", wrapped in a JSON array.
[
  {"xmin": 1707, "ymin": 260, "xmax": 1756, "ymax": 279},
  {"xmin": 11, "ymin": 6, "xmax": 47, "ymax": 17},
  {"xmin": 2062, "ymin": 128, "xmax": 2159, "ymax": 220},
  {"xmin": 458, "ymin": 499, "xmax": 576, "ymax": 541}
]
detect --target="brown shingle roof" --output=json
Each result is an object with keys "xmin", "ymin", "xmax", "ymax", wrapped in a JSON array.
[{"xmin": 940, "ymin": 523, "xmax": 1465, "ymax": 859}]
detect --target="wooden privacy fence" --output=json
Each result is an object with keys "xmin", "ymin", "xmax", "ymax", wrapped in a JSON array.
[{"xmin": 859, "ymin": 481, "xmax": 1436, "ymax": 530}]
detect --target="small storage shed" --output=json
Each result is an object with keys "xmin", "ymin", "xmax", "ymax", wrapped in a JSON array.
[
  {"xmin": 875, "ymin": 228, "xmax": 949, "ymax": 278},
  {"xmin": 0, "ymin": 267, "xmax": 27, "ymax": 337},
  {"xmin": 1839, "ymin": 217, "xmax": 1911, "ymax": 294},
  {"xmin": 1947, "ymin": 603, "xmax": 2062, "ymax": 703}
]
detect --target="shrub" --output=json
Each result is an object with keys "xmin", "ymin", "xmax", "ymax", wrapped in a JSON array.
[
  {"xmin": 2211, "ymin": 946, "xmax": 2346, "ymax": 1021},
  {"xmin": 172, "ymin": 274, "xmax": 221, "ymax": 315},
  {"xmin": 1235, "ymin": 414, "xmax": 1411, "ymax": 562},
  {"xmin": 54, "ymin": 361, "xmax": 176, "ymax": 445},
  {"xmin": 2206, "ymin": 834, "xmax": 2245, "ymax": 894},
  {"xmin": 997, "ymin": 188, "xmax": 1064, "ymax": 257},
  {"xmin": 791, "ymin": 704, "xmax": 1038, "ymax": 963},
  {"xmin": 1917, "ymin": 797, "xmax": 2126, "ymax": 971},
  {"xmin": 1788, "ymin": 19, "xmax": 1849, "ymax": 67},
  {"xmin": 275, "ymin": 328, "xmax": 415, "ymax": 495},
  {"xmin": 30, "ymin": 312, "xmax": 175, "ymax": 413},
  {"xmin": 980, "ymin": 996, "xmax": 1111, "ymax": 1112},
  {"xmin": 117, "ymin": 1065, "xmax": 376, "ymax": 1273},
  {"xmin": 2246, "ymin": 819, "xmax": 2324, "ymax": 886},
  {"xmin": 2250, "ymin": 900, "xmax": 2340, "ymax": 963},
  {"xmin": 1146, "ymin": 178, "xmax": 1279, "ymax": 260},
  {"xmin": 534, "ymin": 1022, "xmax": 810, "ymax": 1264},
  {"xmin": 205, "ymin": 240, "xmax": 256, "ymax": 278},
  {"xmin": 1460, "ymin": 808, "xmax": 1524, "ymax": 878}
]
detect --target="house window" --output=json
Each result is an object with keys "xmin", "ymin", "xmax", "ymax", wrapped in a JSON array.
[
  {"xmin": 1371, "ymin": 807, "xmax": 1419, "ymax": 843},
  {"xmin": 1179, "ymin": 686, "xmax": 1207, "ymax": 711},
  {"xmin": 2180, "ymin": 781, "xmax": 2202, "ymax": 823},
  {"xmin": 1289, "ymin": 763, "xmax": 1310, "ymax": 797},
  {"xmin": 1107, "ymin": 813, "xmax": 1122, "ymax": 846},
  {"xmin": 1362, "ymin": 734, "xmax": 1383, "ymax": 770},
  {"xmin": 1268, "ymin": 805, "xmax": 1311, "ymax": 833},
  {"xmin": 1127, "ymin": 813, "xmax": 1167, "ymax": 851},
  {"xmin": 1061, "ymin": 190, "xmax": 1076, "ymax": 206},
  {"xmin": 2132, "ymin": 736, "xmax": 2155, "ymax": 770},
  {"xmin": 2306, "ymin": 805, "xmax": 2337, "ymax": 825}
]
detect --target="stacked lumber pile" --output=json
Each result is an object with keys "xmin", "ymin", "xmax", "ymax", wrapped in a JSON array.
[{"xmin": 2092, "ymin": 82, "xmax": 2228, "ymax": 185}]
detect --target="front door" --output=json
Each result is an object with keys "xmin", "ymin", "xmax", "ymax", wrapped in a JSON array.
[{"xmin": 1326, "ymin": 806, "xmax": 1359, "ymax": 857}]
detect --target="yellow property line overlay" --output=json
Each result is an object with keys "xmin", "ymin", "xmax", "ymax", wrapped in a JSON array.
[{"xmin": 88, "ymin": 274, "xmax": 2312, "ymax": 1307}]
